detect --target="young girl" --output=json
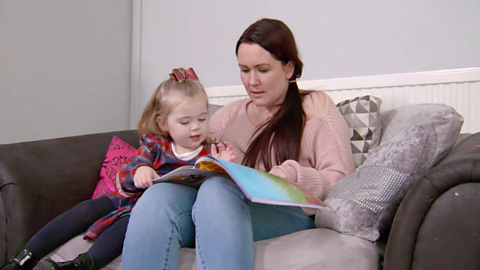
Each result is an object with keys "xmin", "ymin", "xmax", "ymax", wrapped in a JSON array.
[{"xmin": 1, "ymin": 67, "xmax": 235, "ymax": 270}]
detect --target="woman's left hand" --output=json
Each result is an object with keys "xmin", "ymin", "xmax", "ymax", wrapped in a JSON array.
[
  {"xmin": 211, "ymin": 141, "xmax": 237, "ymax": 162},
  {"xmin": 269, "ymin": 167, "xmax": 289, "ymax": 180}
]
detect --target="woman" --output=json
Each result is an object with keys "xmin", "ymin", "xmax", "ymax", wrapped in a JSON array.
[{"xmin": 122, "ymin": 18, "xmax": 355, "ymax": 270}]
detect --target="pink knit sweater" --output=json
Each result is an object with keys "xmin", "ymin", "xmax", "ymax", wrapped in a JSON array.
[{"xmin": 209, "ymin": 91, "xmax": 355, "ymax": 215}]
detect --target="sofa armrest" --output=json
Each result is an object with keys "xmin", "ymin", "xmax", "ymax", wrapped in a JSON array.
[
  {"xmin": 384, "ymin": 132, "xmax": 480, "ymax": 270},
  {"xmin": 0, "ymin": 130, "xmax": 139, "ymax": 265}
]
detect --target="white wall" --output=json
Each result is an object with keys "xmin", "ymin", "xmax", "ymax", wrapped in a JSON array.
[
  {"xmin": 0, "ymin": 1, "xmax": 132, "ymax": 144},
  {"xmin": 133, "ymin": 0, "xmax": 480, "ymax": 126}
]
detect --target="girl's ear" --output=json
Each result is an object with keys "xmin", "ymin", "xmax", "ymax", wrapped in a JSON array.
[{"xmin": 284, "ymin": 61, "xmax": 295, "ymax": 80}]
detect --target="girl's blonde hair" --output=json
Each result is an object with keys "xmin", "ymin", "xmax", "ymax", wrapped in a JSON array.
[{"xmin": 137, "ymin": 68, "xmax": 208, "ymax": 137}]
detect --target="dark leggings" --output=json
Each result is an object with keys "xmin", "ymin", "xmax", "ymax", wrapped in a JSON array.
[{"xmin": 25, "ymin": 196, "xmax": 128, "ymax": 268}]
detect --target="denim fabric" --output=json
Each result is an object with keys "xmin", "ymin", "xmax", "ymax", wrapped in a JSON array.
[{"xmin": 122, "ymin": 175, "xmax": 315, "ymax": 270}]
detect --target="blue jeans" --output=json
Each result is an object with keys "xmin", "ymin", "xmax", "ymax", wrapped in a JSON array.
[{"xmin": 122, "ymin": 175, "xmax": 315, "ymax": 270}]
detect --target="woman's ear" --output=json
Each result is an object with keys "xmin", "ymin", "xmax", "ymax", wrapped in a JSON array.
[{"xmin": 284, "ymin": 61, "xmax": 295, "ymax": 80}]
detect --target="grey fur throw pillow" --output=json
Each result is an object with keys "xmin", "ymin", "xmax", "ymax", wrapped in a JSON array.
[{"xmin": 315, "ymin": 103, "xmax": 464, "ymax": 241}]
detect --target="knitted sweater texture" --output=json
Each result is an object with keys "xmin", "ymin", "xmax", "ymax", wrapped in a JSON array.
[{"xmin": 209, "ymin": 91, "xmax": 355, "ymax": 215}]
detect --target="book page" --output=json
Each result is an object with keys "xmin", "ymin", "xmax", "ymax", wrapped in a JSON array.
[
  {"xmin": 194, "ymin": 160, "xmax": 228, "ymax": 175},
  {"xmin": 152, "ymin": 166, "xmax": 217, "ymax": 187},
  {"xmin": 201, "ymin": 157, "xmax": 325, "ymax": 209}
]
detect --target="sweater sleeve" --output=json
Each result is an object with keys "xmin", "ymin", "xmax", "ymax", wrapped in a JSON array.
[
  {"xmin": 270, "ymin": 143, "xmax": 353, "ymax": 200},
  {"xmin": 118, "ymin": 134, "xmax": 161, "ymax": 193},
  {"xmin": 269, "ymin": 94, "xmax": 355, "ymax": 204}
]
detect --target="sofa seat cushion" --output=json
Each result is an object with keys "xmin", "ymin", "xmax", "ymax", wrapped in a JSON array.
[{"xmin": 45, "ymin": 229, "xmax": 378, "ymax": 270}]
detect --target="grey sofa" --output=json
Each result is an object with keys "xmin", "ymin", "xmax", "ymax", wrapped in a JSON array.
[{"xmin": 1, "ymin": 104, "xmax": 479, "ymax": 270}]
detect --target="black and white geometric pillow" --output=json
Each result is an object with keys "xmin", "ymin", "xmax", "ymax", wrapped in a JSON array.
[{"xmin": 337, "ymin": 95, "xmax": 383, "ymax": 167}]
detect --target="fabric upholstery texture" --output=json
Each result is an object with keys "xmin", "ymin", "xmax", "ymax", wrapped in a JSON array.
[
  {"xmin": 91, "ymin": 136, "xmax": 136, "ymax": 199},
  {"xmin": 337, "ymin": 95, "xmax": 383, "ymax": 167},
  {"xmin": 46, "ymin": 229, "xmax": 379, "ymax": 270},
  {"xmin": 384, "ymin": 132, "xmax": 480, "ymax": 270},
  {"xmin": 0, "ymin": 130, "xmax": 140, "ymax": 265},
  {"xmin": 315, "ymin": 103, "xmax": 464, "ymax": 241}
]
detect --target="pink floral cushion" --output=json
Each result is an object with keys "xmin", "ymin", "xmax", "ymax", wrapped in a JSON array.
[{"xmin": 91, "ymin": 136, "xmax": 136, "ymax": 199}]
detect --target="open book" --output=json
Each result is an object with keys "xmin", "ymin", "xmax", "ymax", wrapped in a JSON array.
[{"xmin": 153, "ymin": 156, "xmax": 325, "ymax": 209}]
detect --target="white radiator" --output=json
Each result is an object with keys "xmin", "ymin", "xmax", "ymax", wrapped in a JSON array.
[{"xmin": 206, "ymin": 68, "xmax": 480, "ymax": 133}]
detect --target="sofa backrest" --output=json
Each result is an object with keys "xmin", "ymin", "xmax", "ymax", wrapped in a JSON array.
[{"xmin": 0, "ymin": 130, "xmax": 139, "ymax": 264}]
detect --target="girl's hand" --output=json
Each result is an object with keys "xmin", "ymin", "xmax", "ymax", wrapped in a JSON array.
[
  {"xmin": 133, "ymin": 166, "xmax": 159, "ymax": 189},
  {"xmin": 116, "ymin": 172, "xmax": 136, "ymax": 197},
  {"xmin": 211, "ymin": 141, "xmax": 237, "ymax": 162}
]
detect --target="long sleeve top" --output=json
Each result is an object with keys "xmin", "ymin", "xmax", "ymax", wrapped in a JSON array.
[
  {"xmin": 209, "ymin": 91, "xmax": 355, "ymax": 215},
  {"xmin": 119, "ymin": 133, "xmax": 211, "ymax": 193}
]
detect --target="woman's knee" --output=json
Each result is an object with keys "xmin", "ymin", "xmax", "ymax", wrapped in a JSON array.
[
  {"xmin": 136, "ymin": 183, "xmax": 193, "ymax": 205},
  {"xmin": 131, "ymin": 183, "xmax": 197, "ymax": 220},
  {"xmin": 197, "ymin": 175, "xmax": 240, "ymax": 197},
  {"xmin": 194, "ymin": 176, "xmax": 246, "ymax": 213},
  {"xmin": 126, "ymin": 183, "xmax": 197, "ymax": 249}
]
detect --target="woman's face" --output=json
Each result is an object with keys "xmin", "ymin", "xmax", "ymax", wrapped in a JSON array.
[{"xmin": 237, "ymin": 43, "xmax": 294, "ymax": 109}]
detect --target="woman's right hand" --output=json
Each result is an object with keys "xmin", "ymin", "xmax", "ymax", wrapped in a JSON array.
[{"xmin": 133, "ymin": 166, "xmax": 159, "ymax": 189}]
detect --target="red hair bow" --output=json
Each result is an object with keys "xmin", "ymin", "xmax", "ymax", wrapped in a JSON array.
[{"xmin": 169, "ymin": 67, "xmax": 199, "ymax": 82}]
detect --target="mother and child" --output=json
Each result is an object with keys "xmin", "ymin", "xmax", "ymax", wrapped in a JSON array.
[{"xmin": 2, "ymin": 18, "xmax": 355, "ymax": 270}]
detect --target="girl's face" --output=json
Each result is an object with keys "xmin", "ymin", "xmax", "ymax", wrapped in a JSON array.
[
  {"xmin": 160, "ymin": 92, "xmax": 209, "ymax": 154},
  {"xmin": 237, "ymin": 43, "xmax": 294, "ymax": 110}
]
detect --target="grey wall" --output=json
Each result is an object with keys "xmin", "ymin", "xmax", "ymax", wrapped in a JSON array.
[
  {"xmin": 0, "ymin": 1, "xmax": 132, "ymax": 144},
  {"xmin": 137, "ymin": 0, "xmax": 480, "ymax": 94},
  {"xmin": 2, "ymin": 1, "xmax": 478, "ymax": 143}
]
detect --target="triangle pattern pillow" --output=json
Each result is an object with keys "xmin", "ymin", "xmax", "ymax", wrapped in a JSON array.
[
  {"xmin": 91, "ymin": 136, "xmax": 137, "ymax": 199},
  {"xmin": 337, "ymin": 95, "xmax": 383, "ymax": 168}
]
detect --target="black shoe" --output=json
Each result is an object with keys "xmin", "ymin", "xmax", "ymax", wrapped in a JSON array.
[
  {"xmin": 1, "ymin": 249, "xmax": 37, "ymax": 270},
  {"xmin": 32, "ymin": 258, "xmax": 58, "ymax": 270},
  {"xmin": 34, "ymin": 253, "xmax": 95, "ymax": 270}
]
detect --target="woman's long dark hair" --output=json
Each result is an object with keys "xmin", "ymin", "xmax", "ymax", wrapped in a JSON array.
[{"xmin": 236, "ymin": 18, "xmax": 306, "ymax": 171}]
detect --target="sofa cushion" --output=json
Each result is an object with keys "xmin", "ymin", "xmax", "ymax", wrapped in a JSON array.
[
  {"xmin": 337, "ymin": 95, "xmax": 383, "ymax": 167},
  {"xmin": 315, "ymin": 104, "xmax": 464, "ymax": 241},
  {"xmin": 91, "ymin": 136, "xmax": 136, "ymax": 199},
  {"xmin": 208, "ymin": 103, "xmax": 223, "ymax": 117},
  {"xmin": 45, "ymin": 229, "xmax": 379, "ymax": 270}
]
